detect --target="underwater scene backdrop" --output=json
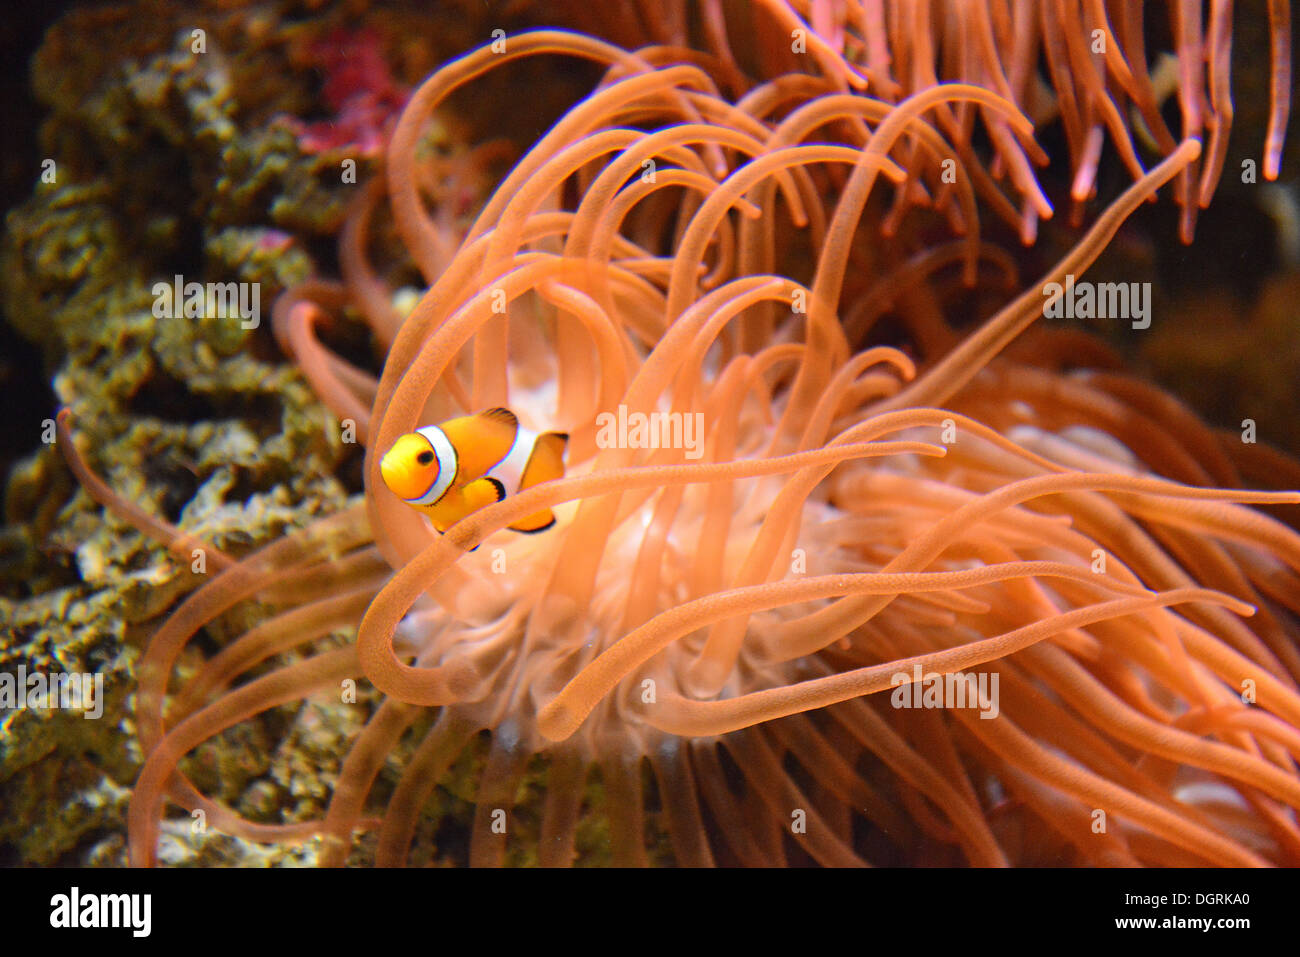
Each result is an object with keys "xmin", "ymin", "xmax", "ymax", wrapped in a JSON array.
[{"xmin": 1, "ymin": 0, "xmax": 1299, "ymax": 867}]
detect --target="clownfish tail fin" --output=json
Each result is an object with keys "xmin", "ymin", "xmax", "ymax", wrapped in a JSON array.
[
  {"xmin": 535, "ymin": 430, "xmax": 568, "ymax": 460},
  {"xmin": 519, "ymin": 433, "xmax": 567, "ymax": 492},
  {"xmin": 510, "ymin": 434, "xmax": 565, "ymax": 535}
]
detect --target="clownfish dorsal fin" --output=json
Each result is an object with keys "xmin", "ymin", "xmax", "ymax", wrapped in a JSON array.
[
  {"xmin": 441, "ymin": 409, "xmax": 518, "ymax": 481},
  {"xmin": 479, "ymin": 407, "xmax": 518, "ymax": 428}
]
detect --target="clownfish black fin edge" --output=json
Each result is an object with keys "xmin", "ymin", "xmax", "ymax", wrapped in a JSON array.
[
  {"xmin": 512, "ymin": 514, "xmax": 556, "ymax": 534},
  {"xmin": 480, "ymin": 407, "xmax": 518, "ymax": 428}
]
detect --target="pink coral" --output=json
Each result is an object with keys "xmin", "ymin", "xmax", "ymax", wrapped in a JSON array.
[{"xmin": 281, "ymin": 27, "xmax": 409, "ymax": 157}]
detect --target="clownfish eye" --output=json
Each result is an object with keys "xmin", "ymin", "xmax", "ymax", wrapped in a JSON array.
[{"xmin": 416, "ymin": 450, "xmax": 435, "ymax": 466}]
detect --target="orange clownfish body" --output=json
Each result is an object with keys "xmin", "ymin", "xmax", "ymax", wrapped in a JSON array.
[{"xmin": 379, "ymin": 407, "xmax": 568, "ymax": 535}]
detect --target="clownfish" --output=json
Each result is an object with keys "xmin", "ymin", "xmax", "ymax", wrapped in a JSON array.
[{"xmin": 379, "ymin": 407, "xmax": 568, "ymax": 535}]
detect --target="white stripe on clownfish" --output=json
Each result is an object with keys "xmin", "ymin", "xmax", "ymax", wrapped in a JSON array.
[{"xmin": 411, "ymin": 424, "xmax": 458, "ymax": 505}]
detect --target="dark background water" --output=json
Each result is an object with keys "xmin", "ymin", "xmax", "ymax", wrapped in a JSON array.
[{"xmin": 0, "ymin": 2, "xmax": 98, "ymax": 490}]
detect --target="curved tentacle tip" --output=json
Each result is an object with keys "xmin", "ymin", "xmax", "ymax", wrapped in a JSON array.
[
  {"xmin": 536, "ymin": 698, "xmax": 580, "ymax": 742},
  {"xmin": 54, "ymin": 406, "xmax": 78, "ymax": 447},
  {"xmin": 1178, "ymin": 137, "xmax": 1204, "ymax": 163},
  {"xmin": 53, "ymin": 407, "xmax": 87, "ymax": 474}
]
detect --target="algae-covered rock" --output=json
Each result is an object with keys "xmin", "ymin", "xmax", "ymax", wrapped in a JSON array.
[{"xmin": 0, "ymin": 1, "xmax": 397, "ymax": 865}]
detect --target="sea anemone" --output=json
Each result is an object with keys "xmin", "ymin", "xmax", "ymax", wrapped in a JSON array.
[
  {"xmin": 562, "ymin": 0, "xmax": 1293, "ymax": 243},
  {"xmin": 59, "ymin": 12, "xmax": 1300, "ymax": 867}
]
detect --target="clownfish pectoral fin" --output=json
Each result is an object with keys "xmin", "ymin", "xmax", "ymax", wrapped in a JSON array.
[
  {"xmin": 425, "ymin": 478, "xmax": 503, "ymax": 527},
  {"xmin": 429, "ymin": 477, "xmax": 505, "ymax": 550},
  {"xmin": 460, "ymin": 476, "xmax": 506, "ymax": 513},
  {"xmin": 509, "ymin": 431, "xmax": 566, "ymax": 534},
  {"xmin": 464, "ymin": 477, "xmax": 505, "ymax": 550}
]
